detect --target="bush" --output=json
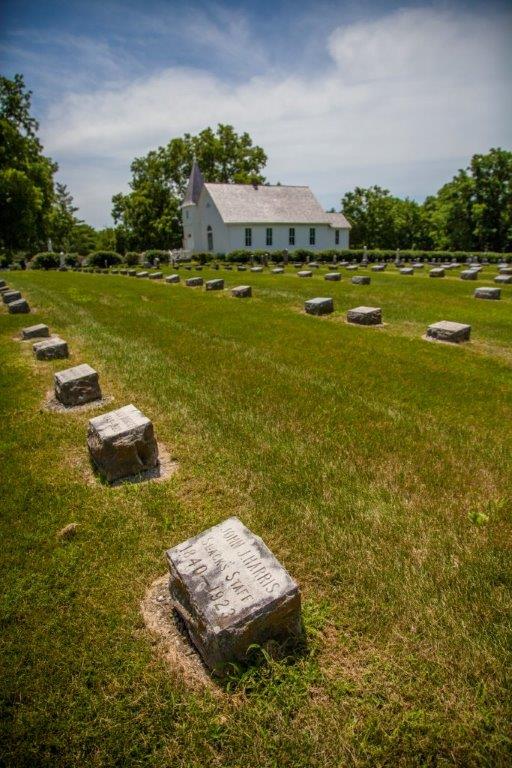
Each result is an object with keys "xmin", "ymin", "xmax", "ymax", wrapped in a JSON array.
[
  {"xmin": 31, "ymin": 252, "xmax": 60, "ymax": 270},
  {"xmin": 124, "ymin": 252, "xmax": 140, "ymax": 266},
  {"xmin": 291, "ymin": 249, "xmax": 314, "ymax": 262},
  {"xmin": 144, "ymin": 250, "xmax": 168, "ymax": 262},
  {"xmin": 64, "ymin": 253, "xmax": 80, "ymax": 267},
  {"xmin": 87, "ymin": 251, "xmax": 122, "ymax": 268},
  {"xmin": 194, "ymin": 252, "xmax": 211, "ymax": 265},
  {"xmin": 226, "ymin": 249, "xmax": 252, "ymax": 263}
]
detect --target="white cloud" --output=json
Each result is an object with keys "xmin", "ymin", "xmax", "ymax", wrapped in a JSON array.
[{"xmin": 40, "ymin": 6, "xmax": 512, "ymax": 226}]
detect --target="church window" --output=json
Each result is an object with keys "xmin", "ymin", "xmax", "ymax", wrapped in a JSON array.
[
  {"xmin": 289, "ymin": 227, "xmax": 295, "ymax": 245},
  {"xmin": 335, "ymin": 229, "xmax": 339, "ymax": 245},
  {"xmin": 207, "ymin": 225, "xmax": 214, "ymax": 251},
  {"xmin": 266, "ymin": 228, "xmax": 273, "ymax": 246},
  {"xmin": 245, "ymin": 228, "xmax": 252, "ymax": 247},
  {"xmin": 309, "ymin": 227, "xmax": 316, "ymax": 245}
]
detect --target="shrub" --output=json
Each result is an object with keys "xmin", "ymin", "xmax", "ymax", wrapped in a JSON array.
[
  {"xmin": 87, "ymin": 251, "xmax": 122, "ymax": 268},
  {"xmin": 291, "ymin": 249, "xmax": 314, "ymax": 262},
  {"xmin": 226, "ymin": 249, "xmax": 252, "ymax": 263},
  {"xmin": 64, "ymin": 253, "xmax": 80, "ymax": 267},
  {"xmin": 144, "ymin": 250, "xmax": 169, "ymax": 262},
  {"xmin": 194, "ymin": 252, "xmax": 211, "ymax": 265},
  {"xmin": 124, "ymin": 251, "xmax": 140, "ymax": 266},
  {"xmin": 31, "ymin": 252, "xmax": 60, "ymax": 270}
]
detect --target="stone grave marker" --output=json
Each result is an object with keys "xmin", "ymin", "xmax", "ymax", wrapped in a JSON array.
[
  {"xmin": 2, "ymin": 290, "xmax": 21, "ymax": 304},
  {"xmin": 324, "ymin": 272, "xmax": 341, "ymax": 281},
  {"xmin": 33, "ymin": 337, "xmax": 69, "ymax": 360},
  {"xmin": 55, "ymin": 364, "xmax": 102, "ymax": 406},
  {"xmin": 426, "ymin": 321, "xmax": 471, "ymax": 343},
  {"xmin": 231, "ymin": 285, "xmax": 252, "ymax": 298},
  {"xmin": 346, "ymin": 264, "xmax": 358, "ymax": 270},
  {"xmin": 224, "ymin": 265, "xmax": 233, "ymax": 271},
  {"xmin": 250, "ymin": 266, "xmax": 263, "ymax": 273},
  {"xmin": 372, "ymin": 264, "xmax": 386, "ymax": 272},
  {"xmin": 0, "ymin": 285, "xmax": 10, "ymax": 293},
  {"xmin": 22, "ymin": 323, "xmax": 49, "ymax": 340},
  {"xmin": 149, "ymin": 272, "xmax": 163, "ymax": 280},
  {"xmin": 304, "ymin": 297, "xmax": 334, "ymax": 316},
  {"xmin": 165, "ymin": 274, "xmax": 180, "ymax": 283},
  {"xmin": 347, "ymin": 306, "xmax": 382, "ymax": 325},
  {"xmin": 400, "ymin": 268, "xmax": 414, "ymax": 275},
  {"xmin": 127, "ymin": 270, "xmax": 137, "ymax": 276},
  {"xmin": 297, "ymin": 270, "xmax": 312, "ymax": 278},
  {"xmin": 205, "ymin": 279, "xmax": 224, "ymax": 291},
  {"xmin": 8, "ymin": 299, "xmax": 30, "ymax": 314},
  {"xmin": 166, "ymin": 516, "xmax": 302, "ymax": 674},
  {"xmin": 429, "ymin": 268, "xmax": 445, "ymax": 278},
  {"xmin": 460, "ymin": 270, "xmax": 478, "ymax": 280},
  {"xmin": 494, "ymin": 275, "xmax": 512, "ymax": 284},
  {"xmin": 498, "ymin": 266, "xmax": 512, "ymax": 275},
  {"xmin": 136, "ymin": 271, "xmax": 149, "ymax": 278},
  {"xmin": 272, "ymin": 268, "xmax": 284, "ymax": 274},
  {"xmin": 474, "ymin": 287, "xmax": 500, "ymax": 300},
  {"xmin": 412, "ymin": 263, "xmax": 424, "ymax": 269},
  {"xmin": 0, "ymin": 279, "xmax": 6, "ymax": 288},
  {"xmin": 186, "ymin": 277, "xmax": 203, "ymax": 287},
  {"xmin": 87, "ymin": 404, "xmax": 159, "ymax": 483},
  {"xmin": 351, "ymin": 275, "xmax": 371, "ymax": 285},
  {"xmin": 237, "ymin": 265, "xmax": 247, "ymax": 271}
]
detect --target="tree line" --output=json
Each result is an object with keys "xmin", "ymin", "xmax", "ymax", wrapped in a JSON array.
[{"xmin": 1, "ymin": 73, "xmax": 511, "ymax": 264}]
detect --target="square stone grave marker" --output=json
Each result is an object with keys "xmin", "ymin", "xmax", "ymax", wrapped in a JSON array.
[
  {"xmin": 148, "ymin": 272, "xmax": 163, "ymax": 279},
  {"xmin": 231, "ymin": 285, "xmax": 252, "ymax": 298},
  {"xmin": 55, "ymin": 363, "xmax": 102, "ymax": 406},
  {"xmin": 347, "ymin": 306, "xmax": 382, "ymax": 325},
  {"xmin": 165, "ymin": 274, "xmax": 180, "ymax": 283},
  {"xmin": 297, "ymin": 270, "xmax": 312, "ymax": 277},
  {"xmin": 272, "ymin": 268, "xmax": 284, "ymax": 274},
  {"xmin": 494, "ymin": 275, "xmax": 512, "ymax": 284},
  {"xmin": 8, "ymin": 299, "xmax": 30, "ymax": 314},
  {"xmin": 372, "ymin": 264, "xmax": 386, "ymax": 272},
  {"xmin": 33, "ymin": 337, "xmax": 69, "ymax": 360},
  {"xmin": 3, "ymin": 290, "xmax": 21, "ymax": 304},
  {"xmin": 205, "ymin": 279, "xmax": 224, "ymax": 291},
  {"xmin": 87, "ymin": 404, "xmax": 159, "ymax": 483},
  {"xmin": 400, "ymin": 268, "xmax": 414, "ymax": 275},
  {"xmin": 166, "ymin": 516, "xmax": 302, "ymax": 674},
  {"xmin": 305, "ymin": 297, "xmax": 334, "ymax": 316},
  {"xmin": 460, "ymin": 270, "xmax": 478, "ymax": 280},
  {"xmin": 250, "ymin": 266, "xmax": 263, "ymax": 273},
  {"xmin": 351, "ymin": 275, "xmax": 371, "ymax": 285},
  {"xmin": 474, "ymin": 287, "xmax": 500, "ymax": 300},
  {"xmin": 186, "ymin": 277, "xmax": 203, "ymax": 287},
  {"xmin": 429, "ymin": 268, "xmax": 445, "ymax": 278},
  {"xmin": 22, "ymin": 323, "xmax": 49, "ymax": 339},
  {"xmin": 324, "ymin": 272, "xmax": 341, "ymax": 281},
  {"xmin": 426, "ymin": 321, "xmax": 471, "ymax": 343},
  {"xmin": 136, "ymin": 271, "xmax": 148, "ymax": 278}
]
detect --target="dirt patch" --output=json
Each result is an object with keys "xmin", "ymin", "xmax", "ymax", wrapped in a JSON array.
[
  {"xmin": 43, "ymin": 389, "xmax": 114, "ymax": 413},
  {"xmin": 421, "ymin": 334, "xmax": 469, "ymax": 346},
  {"xmin": 141, "ymin": 574, "xmax": 220, "ymax": 693}
]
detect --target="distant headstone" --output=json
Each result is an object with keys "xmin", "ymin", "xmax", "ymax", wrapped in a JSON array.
[
  {"xmin": 412, "ymin": 263, "xmax": 424, "ymax": 269},
  {"xmin": 2, "ymin": 290, "xmax": 21, "ymax": 304},
  {"xmin": 0, "ymin": 279, "xmax": 6, "ymax": 288},
  {"xmin": 297, "ymin": 270, "xmax": 313, "ymax": 277},
  {"xmin": 324, "ymin": 272, "xmax": 341, "ymax": 281},
  {"xmin": 346, "ymin": 264, "xmax": 358, "ymax": 271},
  {"xmin": 250, "ymin": 266, "xmax": 263, "ymax": 273},
  {"xmin": 309, "ymin": 262, "xmax": 319, "ymax": 268},
  {"xmin": 186, "ymin": 277, "xmax": 203, "ymax": 287},
  {"xmin": 87, "ymin": 404, "xmax": 159, "ymax": 483},
  {"xmin": 22, "ymin": 323, "xmax": 49, "ymax": 339},
  {"xmin": 224, "ymin": 265, "xmax": 233, "ymax": 271},
  {"xmin": 400, "ymin": 268, "xmax": 414, "ymax": 275},
  {"xmin": 498, "ymin": 267, "xmax": 512, "ymax": 275},
  {"xmin": 55, "ymin": 364, "xmax": 102, "ymax": 406},
  {"xmin": 426, "ymin": 321, "xmax": 471, "ymax": 343},
  {"xmin": 347, "ymin": 306, "xmax": 382, "ymax": 325},
  {"xmin": 136, "ymin": 271, "xmax": 149, "ymax": 278},
  {"xmin": 429, "ymin": 268, "xmax": 445, "ymax": 278},
  {"xmin": 33, "ymin": 337, "xmax": 69, "ymax": 360},
  {"xmin": 474, "ymin": 287, "xmax": 500, "ymax": 300},
  {"xmin": 0, "ymin": 285, "xmax": 10, "ymax": 293},
  {"xmin": 205, "ymin": 279, "xmax": 224, "ymax": 291},
  {"xmin": 272, "ymin": 268, "xmax": 284, "ymax": 274},
  {"xmin": 460, "ymin": 270, "xmax": 478, "ymax": 280},
  {"xmin": 237, "ymin": 265, "xmax": 247, "ymax": 271},
  {"xmin": 304, "ymin": 297, "xmax": 334, "ymax": 316},
  {"xmin": 371, "ymin": 264, "xmax": 386, "ymax": 272},
  {"xmin": 166, "ymin": 516, "xmax": 303, "ymax": 674},
  {"xmin": 494, "ymin": 274, "xmax": 512, "ymax": 284},
  {"xmin": 8, "ymin": 299, "xmax": 30, "ymax": 314},
  {"xmin": 351, "ymin": 275, "xmax": 371, "ymax": 285},
  {"xmin": 165, "ymin": 274, "xmax": 180, "ymax": 283},
  {"xmin": 127, "ymin": 270, "xmax": 137, "ymax": 276},
  {"xmin": 231, "ymin": 285, "xmax": 252, "ymax": 298},
  {"xmin": 148, "ymin": 272, "xmax": 163, "ymax": 280}
]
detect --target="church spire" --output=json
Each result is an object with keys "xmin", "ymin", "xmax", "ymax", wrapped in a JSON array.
[{"xmin": 183, "ymin": 158, "xmax": 204, "ymax": 204}]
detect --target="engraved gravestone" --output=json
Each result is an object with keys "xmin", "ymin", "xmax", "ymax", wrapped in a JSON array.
[
  {"xmin": 250, "ymin": 266, "xmax": 263, "ymax": 273},
  {"xmin": 351, "ymin": 275, "xmax": 370, "ymax": 285},
  {"xmin": 304, "ymin": 297, "xmax": 334, "ymax": 316},
  {"xmin": 33, "ymin": 337, "xmax": 69, "ymax": 360},
  {"xmin": 460, "ymin": 270, "xmax": 478, "ymax": 280},
  {"xmin": 149, "ymin": 272, "xmax": 163, "ymax": 279},
  {"xmin": 136, "ymin": 271, "xmax": 148, "ymax": 278},
  {"xmin": 8, "ymin": 299, "xmax": 30, "ymax": 314},
  {"xmin": 372, "ymin": 264, "xmax": 386, "ymax": 272},
  {"xmin": 324, "ymin": 272, "xmax": 341, "ymax": 281},
  {"xmin": 297, "ymin": 270, "xmax": 313, "ymax": 278},
  {"xmin": 494, "ymin": 275, "xmax": 512, "ymax": 284},
  {"xmin": 55, "ymin": 364, "xmax": 102, "ymax": 406},
  {"xmin": 166, "ymin": 516, "xmax": 303, "ymax": 674},
  {"xmin": 426, "ymin": 321, "xmax": 471, "ymax": 343},
  {"xmin": 22, "ymin": 323, "xmax": 49, "ymax": 340},
  {"xmin": 186, "ymin": 277, "xmax": 203, "ymax": 287},
  {"xmin": 272, "ymin": 268, "xmax": 284, "ymax": 274},
  {"xmin": 231, "ymin": 285, "xmax": 252, "ymax": 298},
  {"xmin": 347, "ymin": 306, "xmax": 382, "ymax": 325},
  {"xmin": 165, "ymin": 274, "xmax": 180, "ymax": 283},
  {"xmin": 205, "ymin": 279, "xmax": 224, "ymax": 291},
  {"xmin": 2, "ymin": 290, "xmax": 21, "ymax": 304},
  {"xmin": 429, "ymin": 268, "xmax": 445, "ymax": 278},
  {"xmin": 474, "ymin": 287, "xmax": 500, "ymax": 300},
  {"xmin": 87, "ymin": 404, "xmax": 159, "ymax": 482},
  {"xmin": 400, "ymin": 268, "xmax": 414, "ymax": 275}
]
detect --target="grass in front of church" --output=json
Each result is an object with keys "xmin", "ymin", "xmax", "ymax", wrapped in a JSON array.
[{"xmin": 1, "ymin": 265, "xmax": 511, "ymax": 767}]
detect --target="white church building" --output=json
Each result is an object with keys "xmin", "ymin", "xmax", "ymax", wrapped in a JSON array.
[{"xmin": 181, "ymin": 162, "xmax": 350, "ymax": 254}]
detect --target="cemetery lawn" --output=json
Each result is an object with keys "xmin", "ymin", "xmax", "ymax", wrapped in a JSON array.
[{"xmin": 1, "ymin": 266, "xmax": 511, "ymax": 768}]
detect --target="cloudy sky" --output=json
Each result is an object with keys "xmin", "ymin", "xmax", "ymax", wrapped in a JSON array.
[{"xmin": 1, "ymin": 0, "xmax": 511, "ymax": 228}]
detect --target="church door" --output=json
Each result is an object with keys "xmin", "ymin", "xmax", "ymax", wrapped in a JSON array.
[{"xmin": 207, "ymin": 226, "xmax": 214, "ymax": 251}]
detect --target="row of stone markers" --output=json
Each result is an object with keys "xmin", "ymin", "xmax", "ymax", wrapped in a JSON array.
[{"xmin": 1, "ymin": 279, "xmax": 31, "ymax": 313}]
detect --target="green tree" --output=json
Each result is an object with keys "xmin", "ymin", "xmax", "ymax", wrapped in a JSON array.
[
  {"xmin": 68, "ymin": 222, "xmax": 98, "ymax": 255},
  {"xmin": 112, "ymin": 124, "xmax": 267, "ymax": 250},
  {"xmin": 0, "ymin": 74, "xmax": 57, "ymax": 254},
  {"xmin": 48, "ymin": 182, "xmax": 78, "ymax": 252}
]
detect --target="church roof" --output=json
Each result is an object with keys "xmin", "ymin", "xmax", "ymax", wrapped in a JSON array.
[
  {"xmin": 204, "ymin": 183, "xmax": 351, "ymax": 228},
  {"xmin": 183, "ymin": 160, "xmax": 204, "ymax": 205}
]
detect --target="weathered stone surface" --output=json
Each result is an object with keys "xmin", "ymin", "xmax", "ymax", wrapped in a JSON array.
[
  {"xmin": 250, "ymin": 266, "xmax": 263, "ymax": 273},
  {"xmin": 2, "ymin": 290, "xmax": 21, "ymax": 304},
  {"xmin": 166, "ymin": 516, "xmax": 303, "ymax": 674},
  {"xmin": 412, "ymin": 263, "xmax": 424, "ymax": 269},
  {"xmin": 136, "ymin": 271, "xmax": 149, "ymax": 278},
  {"xmin": 87, "ymin": 404, "xmax": 158, "ymax": 483},
  {"xmin": 33, "ymin": 337, "xmax": 69, "ymax": 360},
  {"xmin": 237, "ymin": 265, "xmax": 247, "ymax": 271},
  {"xmin": 55, "ymin": 363, "xmax": 102, "ymax": 406},
  {"xmin": 231, "ymin": 285, "xmax": 252, "ymax": 298},
  {"xmin": 0, "ymin": 279, "xmax": 5, "ymax": 288},
  {"xmin": 400, "ymin": 268, "xmax": 414, "ymax": 275},
  {"xmin": 272, "ymin": 268, "xmax": 284, "ymax": 274},
  {"xmin": 351, "ymin": 275, "xmax": 371, "ymax": 285},
  {"xmin": 148, "ymin": 272, "xmax": 163, "ymax": 279},
  {"xmin": 304, "ymin": 297, "xmax": 334, "ymax": 316},
  {"xmin": 474, "ymin": 287, "xmax": 501, "ymax": 300},
  {"xmin": 205, "ymin": 279, "xmax": 224, "ymax": 291},
  {"xmin": 347, "ymin": 306, "xmax": 382, "ymax": 325},
  {"xmin": 346, "ymin": 264, "xmax": 358, "ymax": 270},
  {"xmin": 309, "ymin": 261, "xmax": 319, "ymax": 268},
  {"xmin": 460, "ymin": 270, "xmax": 478, "ymax": 280},
  {"xmin": 297, "ymin": 270, "xmax": 313, "ymax": 277},
  {"xmin": 22, "ymin": 323, "xmax": 49, "ymax": 339},
  {"xmin": 429, "ymin": 268, "xmax": 445, "ymax": 278},
  {"xmin": 186, "ymin": 277, "xmax": 203, "ymax": 287},
  {"xmin": 8, "ymin": 299, "xmax": 30, "ymax": 313},
  {"xmin": 324, "ymin": 272, "xmax": 341, "ymax": 281},
  {"xmin": 0, "ymin": 285, "xmax": 10, "ymax": 293},
  {"xmin": 165, "ymin": 274, "xmax": 180, "ymax": 283},
  {"xmin": 498, "ymin": 266, "xmax": 512, "ymax": 275},
  {"xmin": 372, "ymin": 264, "xmax": 386, "ymax": 272},
  {"xmin": 494, "ymin": 274, "xmax": 512, "ymax": 284},
  {"xmin": 426, "ymin": 320, "xmax": 471, "ymax": 343}
]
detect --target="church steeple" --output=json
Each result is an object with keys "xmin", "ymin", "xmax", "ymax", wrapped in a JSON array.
[{"xmin": 183, "ymin": 159, "xmax": 204, "ymax": 205}]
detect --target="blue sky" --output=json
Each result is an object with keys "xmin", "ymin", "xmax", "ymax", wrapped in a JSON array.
[{"xmin": 1, "ymin": 0, "xmax": 511, "ymax": 227}]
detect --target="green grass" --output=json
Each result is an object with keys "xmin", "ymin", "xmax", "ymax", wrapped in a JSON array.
[{"xmin": 1, "ymin": 264, "xmax": 511, "ymax": 767}]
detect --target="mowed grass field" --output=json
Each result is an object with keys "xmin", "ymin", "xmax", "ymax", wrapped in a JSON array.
[{"xmin": 1, "ymin": 264, "xmax": 511, "ymax": 767}]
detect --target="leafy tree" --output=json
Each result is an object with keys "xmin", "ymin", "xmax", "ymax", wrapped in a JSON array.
[
  {"xmin": 48, "ymin": 182, "xmax": 78, "ymax": 252},
  {"xmin": 0, "ymin": 74, "xmax": 57, "ymax": 253},
  {"xmin": 112, "ymin": 124, "xmax": 267, "ymax": 250},
  {"xmin": 68, "ymin": 222, "xmax": 98, "ymax": 255}
]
